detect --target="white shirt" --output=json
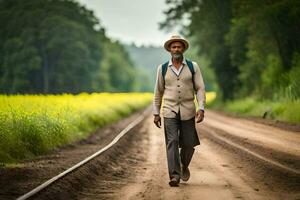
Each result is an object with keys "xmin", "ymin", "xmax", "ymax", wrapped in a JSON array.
[{"xmin": 170, "ymin": 64, "xmax": 183, "ymax": 76}]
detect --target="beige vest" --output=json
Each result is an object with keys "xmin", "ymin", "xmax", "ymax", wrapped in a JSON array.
[
  {"xmin": 153, "ymin": 60, "xmax": 206, "ymax": 120},
  {"xmin": 163, "ymin": 64, "xmax": 195, "ymax": 119}
]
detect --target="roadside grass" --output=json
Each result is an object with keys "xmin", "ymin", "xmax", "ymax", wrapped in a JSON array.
[
  {"xmin": 208, "ymin": 96, "xmax": 300, "ymax": 124},
  {"xmin": 0, "ymin": 93, "xmax": 153, "ymax": 164}
]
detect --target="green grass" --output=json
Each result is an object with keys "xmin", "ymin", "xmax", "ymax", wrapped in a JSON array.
[
  {"xmin": 0, "ymin": 93, "xmax": 153, "ymax": 164},
  {"xmin": 209, "ymin": 97, "xmax": 300, "ymax": 124}
]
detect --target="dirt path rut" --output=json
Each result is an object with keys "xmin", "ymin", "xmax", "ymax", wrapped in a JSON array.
[{"xmin": 116, "ymin": 112, "xmax": 300, "ymax": 200}]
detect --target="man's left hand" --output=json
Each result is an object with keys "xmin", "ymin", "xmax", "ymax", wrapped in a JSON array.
[{"xmin": 196, "ymin": 109, "xmax": 204, "ymax": 123}]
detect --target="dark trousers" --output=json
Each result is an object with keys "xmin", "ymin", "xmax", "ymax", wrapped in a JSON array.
[{"xmin": 163, "ymin": 111, "xmax": 200, "ymax": 179}]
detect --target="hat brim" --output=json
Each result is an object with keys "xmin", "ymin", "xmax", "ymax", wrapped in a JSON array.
[{"xmin": 164, "ymin": 39, "xmax": 189, "ymax": 52}]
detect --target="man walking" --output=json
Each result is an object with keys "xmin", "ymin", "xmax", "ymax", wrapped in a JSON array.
[{"xmin": 153, "ymin": 35, "xmax": 206, "ymax": 187}]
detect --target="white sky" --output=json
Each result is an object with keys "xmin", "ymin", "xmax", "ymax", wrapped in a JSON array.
[{"xmin": 77, "ymin": 0, "xmax": 174, "ymax": 46}]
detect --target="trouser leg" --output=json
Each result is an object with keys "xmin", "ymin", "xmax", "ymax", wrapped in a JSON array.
[
  {"xmin": 163, "ymin": 117, "xmax": 181, "ymax": 179},
  {"xmin": 180, "ymin": 147, "xmax": 195, "ymax": 167},
  {"xmin": 178, "ymin": 112, "xmax": 198, "ymax": 168}
]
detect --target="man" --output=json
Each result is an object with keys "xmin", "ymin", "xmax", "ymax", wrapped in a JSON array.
[{"xmin": 153, "ymin": 35, "xmax": 206, "ymax": 187}]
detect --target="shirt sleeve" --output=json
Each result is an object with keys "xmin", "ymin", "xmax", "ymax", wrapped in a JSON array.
[
  {"xmin": 192, "ymin": 62, "xmax": 206, "ymax": 111},
  {"xmin": 152, "ymin": 64, "xmax": 164, "ymax": 116}
]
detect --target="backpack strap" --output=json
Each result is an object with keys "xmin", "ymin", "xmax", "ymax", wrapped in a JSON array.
[
  {"xmin": 185, "ymin": 59, "xmax": 196, "ymax": 91},
  {"xmin": 186, "ymin": 59, "xmax": 195, "ymax": 74},
  {"xmin": 161, "ymin": 61, "xmax": 169, "ymax": 87}
]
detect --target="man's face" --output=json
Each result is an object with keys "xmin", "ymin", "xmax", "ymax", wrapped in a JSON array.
[{"xmin": 170, "ymin": 41, "xmax": 185, "ymax": 59}]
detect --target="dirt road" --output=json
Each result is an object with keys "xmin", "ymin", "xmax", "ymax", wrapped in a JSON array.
[
  {"xmin": 2, "ymin": 109, "xmax": 300, "ymax": 200},
  {"xmin": 115, "ymin": 111, "xmax": 300, "ymax": 200}
]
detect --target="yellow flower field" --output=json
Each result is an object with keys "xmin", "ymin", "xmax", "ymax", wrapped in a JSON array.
[
  {"xmin": 193, "ymin": 91, "xmax": 217, "ymax": 110},
  {"xmin": 206, "ymin": 92, "xmax": 216, "ymax": 103},
  {"xmin": 0, "ymin": 92, "xmax": 216, "ymax": 164},
  {"xmin": 0, "ymin": 93, "xmax": 153, "ymax": 163}
]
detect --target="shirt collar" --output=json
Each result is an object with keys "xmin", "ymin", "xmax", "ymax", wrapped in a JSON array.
[{"xmin": 168, "ymin": 57, "xmax": 187, "ymax": 67}]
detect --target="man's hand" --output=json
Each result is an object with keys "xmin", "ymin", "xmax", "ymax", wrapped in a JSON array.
[
  {"xmin": 154, "ymin": 115, "xmax": 161, "ymax": 128},
  {"xmin": 196, "ymin": 109, "xmax": 204, "ymax": 123}
]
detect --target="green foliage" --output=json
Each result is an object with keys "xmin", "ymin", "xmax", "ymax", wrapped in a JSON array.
[
  {"xmin": 0, "ymin": 0, "xmax": 142, "ymax": 94},
  {"xmin": 0, "ymin": 93, "xmax": 153, "ymax": 164},
  {"xmin": 219, "ymin": 98, "xmax": 300, "ymax": 123},
  {"xmin": 124, "ymin": 43, "xmax": 218, "ymax": 92},
  {"xmin": 260, "ymin": 54, "xmax": 285, "ymax": 98},
  {"xmin": 184, "ymin": 40, "xmax": 218, "ymax": 92},
  {"xmin": 161, "ymin": 0, "xmax": 300, "ymax": 102},
  {"xmin": 94, "ymin": 40, "xmax": 138, "ymax": 92},
  {"xmin": 225, "ymin": 18, "xmax": 248, "ymax": 68},
  {"xmin": 288, "ymin": 53, "xmax": 300, "ymax": 99},
  {"xmin": 124, "ymin": 44, "xmax": 170, "ymax": 92},
  {"xmin": 0, "ymin": 0, "xmax": 101, "ymax": 93},
  {"xmin": 161, "ymin": 0, "xmax": 239, "ymax": 100}
]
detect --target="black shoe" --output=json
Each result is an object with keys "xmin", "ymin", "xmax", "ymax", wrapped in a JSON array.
[
  {"xmin": 169, "ymin": 177, "xmax": 180, "ymax": 187},
  {"xmin": 181, "ymin": 166, "xmax": 190, "ymax": 182}
]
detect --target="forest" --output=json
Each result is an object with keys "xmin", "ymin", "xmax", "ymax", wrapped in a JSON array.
[
  {"xmin": 161, "ymin": 0, "xmax": 300, "ymax": 101},
  {"xmin": 0, "ymin": 0, "xmax": 144, "ymax": 94},
  {"xmin": 1, "ymin": 0, "xmax": 299, "ymax": 122}
]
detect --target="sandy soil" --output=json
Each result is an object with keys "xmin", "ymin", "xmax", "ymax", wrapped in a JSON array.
[
  {"xmin": 114, "ymin": 114, "xmax": 300, "ymax": 200},
  {"xmin": 0, "ymin": 108, "xmax": 149, "ymax": 200},
  {"xmin": 1, "ymin": 109, "xmax": 300, "ymax": 200},
  {"xmin": 204, "ymin": 111, "xmax": 300, "ymax": 156}
]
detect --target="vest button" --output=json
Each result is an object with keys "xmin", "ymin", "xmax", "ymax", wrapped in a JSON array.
[
  {"xmin": 177, "ymin": 85, "xmax": 180, "ymax": 87},
  {"xmin": 178, "ymin": 91, "xmax": 181, "ymax": 93}
]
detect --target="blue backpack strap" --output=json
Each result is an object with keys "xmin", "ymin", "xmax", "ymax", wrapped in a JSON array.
[
  {"xmin": 186, "ymin": 59, "xmax": 196, "ymax": 91},
  {"xmin": 186, "ymin": 59, "xmax": 195, "ymax": 74},
  {"xmin": 161, "ymin": 61, "xmax": 169, "ymax": 85}
]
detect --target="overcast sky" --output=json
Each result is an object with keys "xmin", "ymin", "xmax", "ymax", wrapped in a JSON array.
[{"xmin": 77, "ymin": 0, "xmax": 174, "ymax": 46}]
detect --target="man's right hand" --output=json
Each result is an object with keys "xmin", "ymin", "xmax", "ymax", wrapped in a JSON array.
[{"xmin": 154, "ymin": 115, "xmax": 161, "ymax": 128}]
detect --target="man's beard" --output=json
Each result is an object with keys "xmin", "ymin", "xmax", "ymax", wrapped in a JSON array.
[{"xmin": 173, "ymin": 53, "xmax": 182, "ymax": 60}]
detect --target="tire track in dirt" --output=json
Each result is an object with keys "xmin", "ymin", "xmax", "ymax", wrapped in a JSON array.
[
  {"xmin": 115, "ymin": 112, "xmax": 300, "ymax": 200},
  {"xmin": 4, "ymin": 109, "xmax": 300, "ymax": 200}
]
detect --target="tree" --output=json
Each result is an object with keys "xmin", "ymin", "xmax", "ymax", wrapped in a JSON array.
[
  {"xmin": 161, "ymin": 0, "xmax": 300, "ymax": 100},
  {"xmin": 161, "ymin": 0, "xmax": 240, "ymax": 100}
]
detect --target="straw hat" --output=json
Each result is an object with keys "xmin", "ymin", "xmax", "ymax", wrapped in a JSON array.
[{"xmin": 164, "ymin": 35, "xmax": 189, "ymax": 52}]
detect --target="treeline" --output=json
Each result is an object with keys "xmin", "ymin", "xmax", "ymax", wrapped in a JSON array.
[
  {"xmin": 161, "ymin": 0, "xmax": 300, "ymax": 101},
  {"xmin": 0, "ymin": 0, "xmax": 141, "ymax": 94},
  {"xmin": 125, "ymin": 44, "xmax": 218, "ymax": 92},
  {"xmin": 125, "ymin": 44, "xmax": 169, "ymax": 91}
]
